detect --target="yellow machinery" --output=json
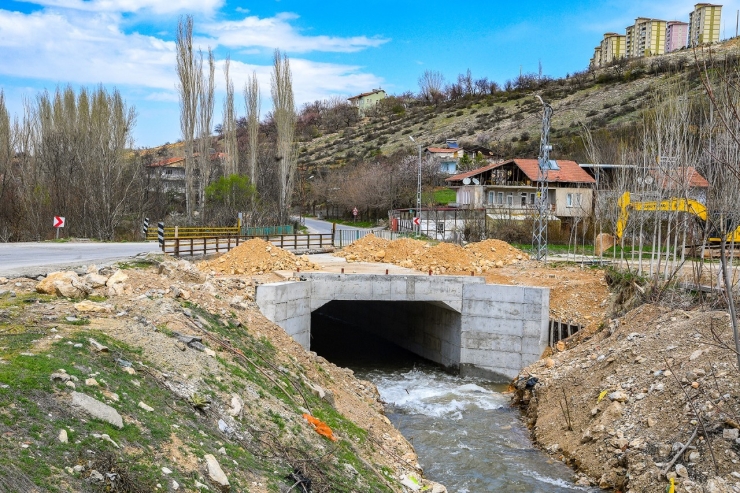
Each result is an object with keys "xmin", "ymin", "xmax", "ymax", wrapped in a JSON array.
[{"xmin": 616, "ymin": 191, "xmax": 740, "ymax": 244}]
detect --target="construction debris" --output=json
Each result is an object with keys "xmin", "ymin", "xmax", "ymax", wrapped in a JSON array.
[{"xmin": 199, "ymin": 238, "xmax": 318, "ymax": 275}]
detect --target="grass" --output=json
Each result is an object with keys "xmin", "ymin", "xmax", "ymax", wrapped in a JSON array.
[{"xmin": 425, "ymin": 188, "xmax": 456, "ymax": 205}]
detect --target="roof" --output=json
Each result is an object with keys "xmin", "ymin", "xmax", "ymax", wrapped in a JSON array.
[
  {"xmin": 650, "ymin": 166, "xmax": 709, "ymax": 189},
  {"xmin": 148, "ymin": 156, "xmax": 185, "ymax": 168},
  {"xmin": 347, "ymin": 89, "xmax": 385, "ymax": 101},
  {"xmin": 426, "ymin": 147, "xmax": 460, "ymax": 153},
  {"xmin": 446, "ymin": 159, "xmax": 596, "ymax": 184}
]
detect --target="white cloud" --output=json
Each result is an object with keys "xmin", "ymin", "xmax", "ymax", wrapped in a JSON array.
[
  {"xmin": 203, "ymin": 13, "xmax": 389, "ymax": 53},
  {"xmin": 0, "ymin": 9, "xmax": 176, "ymax": 89},
  {"xmin": 18, "ymin": 0, "xmax": 222, "ymax": 14}
]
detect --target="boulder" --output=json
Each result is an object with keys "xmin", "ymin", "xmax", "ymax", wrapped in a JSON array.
[
  {"xmin": 74, "ymin": 301, "xmax": 112, "ymax": 313},
  {"xmin": 204, "ymin": 454, "xmax": 230, "ymax": 491},
  {"xmin": 37, "ymin": 271, "xmax": 78, "ymax": 294},
  {"xmin": 105, "ymin": 270, "xmax": 128, "ymax": 287},
  {"xmin": 53, "ymin": 280, "xmax": 89, "ymax": 298},
  {"xmin": 84, "ymin": 273, "xmax": 109, "ymax": 288},
  {"xmin": 70, "ymin": 391, "xmax": 123, "ymax": 429}
]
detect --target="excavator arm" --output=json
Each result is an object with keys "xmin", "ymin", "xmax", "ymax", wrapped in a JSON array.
[{"xmin": 615, "ymin": 191, "xmax": 708, "ymax": 239}]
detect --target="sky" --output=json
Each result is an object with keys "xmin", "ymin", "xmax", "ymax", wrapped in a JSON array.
[{"xmin": 1, "ymin": 0, "xmax": 739, "ymax": 147}]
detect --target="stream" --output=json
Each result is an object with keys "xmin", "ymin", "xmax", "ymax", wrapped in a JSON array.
[{"xmin": 312, "ymin": 318, "xmax": 593, "ymax": 492}]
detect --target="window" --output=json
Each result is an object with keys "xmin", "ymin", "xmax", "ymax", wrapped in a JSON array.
[
  {"xmin": 575, "ymin": 193, "xmax": 583, "ymax": 207},
  {"xmin": 566, "ymin": 193, "xmax": 573, "ymax": 207},
  {"xmin": 530, "ymin": 193, "xmax": 536, "ymax": 204},
  {"xmin": 487, "ymin": 191, "xmax": 495, "ymax": 204},
  {"xmin": 520, "ymin": 193, "xmax": 527, "ymax": 206},
  {"xmin": 497, "ymin": 192, "xmax": 503, "ymax": 204},
  {"xmin": 506, "ymin": 194, "xmax": 513, "ymax": 206},
  {"xmin": 436, "ymin": 222, "xmax": 445, "ymax": 234},
  {"xmin": 165, "ymin": 169, "xmax": 172, "ymax": 175}
]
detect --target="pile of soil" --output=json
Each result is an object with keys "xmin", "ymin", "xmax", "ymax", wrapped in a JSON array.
[
  {"xmin": 514, "ymin": 304, "xmax": 740, "ymax": 492},
  {"xmin": 336, "ymin": 235, "xmax": 528, "ymax": 274},
  {"xmin": 199, "ymin": 238, "xmax": 318, "ymax": 274}
]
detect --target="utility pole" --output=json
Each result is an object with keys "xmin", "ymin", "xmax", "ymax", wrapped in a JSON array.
[
  {"xmin": 532, "ymin": 95, "xmax": 553, "ymax": 263},
  {"xmin": 410, "ymin": 136, "xmax": 422, "ymax": 236}
]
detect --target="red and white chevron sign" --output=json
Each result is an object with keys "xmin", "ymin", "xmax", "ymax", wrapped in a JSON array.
[{"xmin": 53, "ymin": 216, "xmax": 65, "ymax": 228}]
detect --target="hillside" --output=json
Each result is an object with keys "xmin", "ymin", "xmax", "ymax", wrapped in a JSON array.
[{"xmin": 296, "ymin": 39, "xmax": 740, "ymax": 172}]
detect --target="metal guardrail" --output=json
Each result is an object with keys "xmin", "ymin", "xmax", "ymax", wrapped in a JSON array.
[
  {"xmin": 162, "ymin": 233, "xmax": 333, "ymax": 256},
  {"xmin": 146, "ymin": 226, "xmax": 239, "ymax": 241}
]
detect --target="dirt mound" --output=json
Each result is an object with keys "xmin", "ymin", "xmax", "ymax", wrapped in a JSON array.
[
  {"xmin": 335, "ymin": 234, "xmax": 528, "ymax": 275},
  {"xmin": 199, "ymin": 238, "xmax": 318, "ymax": 274}
]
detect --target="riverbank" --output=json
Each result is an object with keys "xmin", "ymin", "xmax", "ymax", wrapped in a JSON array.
[
  {"xmin": 514, "ymin": 303, "xmax": 740, "ymax": 492},
  {"xmin": 0, "ymin": 254, "xmax": 445, "ymax": 492}
]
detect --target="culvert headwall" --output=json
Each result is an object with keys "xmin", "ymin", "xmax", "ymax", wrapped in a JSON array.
[{"xmin": 255, "ymin": 273, "xmax": 549, "ymax": 381}]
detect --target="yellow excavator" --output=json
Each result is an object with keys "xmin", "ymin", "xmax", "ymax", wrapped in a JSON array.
[{"xmin": 616, "ymin": 191, "xmax": 740, "ymax": 244}]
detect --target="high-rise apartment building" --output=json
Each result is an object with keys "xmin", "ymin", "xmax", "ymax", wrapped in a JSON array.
[
  {"xmin": 626, "ymin": 18, "xmax": 667, "ymax": 57},
  {"xmin": 665, "ymin": 21, "xmax": 689, "ymax": 52},
  {"xmin": 688, "ymin": 3, "xmax": 722, "ymax": 46},
  {"xmin": 590, "ymin": 46, "xmax": 603, "ymax": 69},
  {"xmin": 600, "ymin": 33, "xmax": 626, "ymax": 64}
]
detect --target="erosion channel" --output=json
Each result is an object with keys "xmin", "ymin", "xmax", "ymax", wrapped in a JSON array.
[{"xmin": 311, "ymin": 312, "xmax": 594, "ymax": 492}]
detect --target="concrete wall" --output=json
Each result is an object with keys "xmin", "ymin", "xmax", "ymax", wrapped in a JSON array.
[{"xmin": 255, "ymin": 273, "xmax": 549, "ymax": 382}]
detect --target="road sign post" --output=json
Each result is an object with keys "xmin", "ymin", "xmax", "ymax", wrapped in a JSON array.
[{"xmin": 53, "ymin": 216, "xmax": 65, "ymax": 239}]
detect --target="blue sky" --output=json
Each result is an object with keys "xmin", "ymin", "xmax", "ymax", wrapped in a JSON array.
[{"xmin": 1, "ymin": 0, "xmax": 737, "ymax": 147}]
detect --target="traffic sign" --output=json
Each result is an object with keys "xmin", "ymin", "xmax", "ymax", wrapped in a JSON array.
[
  {"xmin": 352, "ymin": 207, "xmax": 358, "ymax": 216},
  {"xmin": 413, "ymin": 217, "xmax": 421, "ymax": 226},
  {"xmin": 53, "ymin": 216, "xmax": 65, "ymax": 228}
]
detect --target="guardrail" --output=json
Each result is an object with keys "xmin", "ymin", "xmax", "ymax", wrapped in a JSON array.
[
  {"xmin": 162, "ymin": 233, "xmax": 333, "ymax": 256},
  {"xmin": 146, "ymin": 226, "xmax": 239, "ymax": 241}
]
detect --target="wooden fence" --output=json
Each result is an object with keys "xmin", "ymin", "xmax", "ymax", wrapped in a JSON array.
[
  {"xmin": 146, "ymin": 226, "xmax": 239, "ymax": 241},
  {"xmin": 161, "ymin": 233, "xmax": 333, "ymax": 256}
]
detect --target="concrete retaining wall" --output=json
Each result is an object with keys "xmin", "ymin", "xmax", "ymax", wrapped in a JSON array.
[{"xmin": 255, "ymin": 273, "xmax": 549, "ymax": 381}]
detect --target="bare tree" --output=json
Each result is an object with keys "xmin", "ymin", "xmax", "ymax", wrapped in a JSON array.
[
  {"xmin": 244, "ymin": 71, "xmax": 260, "ymax": 191},
  {"xmin": 418, "ymin": 70, "xmax": 445, "ymax": 105},
  {"xmin": 270, "ymin": 49, "xmax": 296, "ymax": 223},
  {"xmin": 196, "ymin": 48, "xmax": 215, "ymax": 215},
  {"xmin": 176, "ymin": 15, "xmax": 200, "ymax": 220},
  {"xmin": 222, "ymin": 56, "xmax": 238, "ymax": 177}
]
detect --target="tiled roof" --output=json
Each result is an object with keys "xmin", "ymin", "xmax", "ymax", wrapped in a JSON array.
[
  {"xmin": 426, "ymin": 147, "xmax": 460, "ymax": 153},
  {"xmin": 347, "ymin": 89, "xmax": 385, "ymax": 101},
  {"xmin": 650, "ymin": 166, "xmax": 709, "ymax": 189},
  {"xmin": 446, "ymin": 159, "xmax": 596, "ymax": 184},
  {"xmin": 148, "ymin": 156, "xmax": 185, "ymax": 168}
]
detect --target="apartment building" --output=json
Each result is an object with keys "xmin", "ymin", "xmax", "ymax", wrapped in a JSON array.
[
  {"xmin": 688, "ymin": 3, "xmax": 722, "ymax": 46},
  {"xmin": 665, "ymin": 21, "xmax": 689, "ymax": 52},
  {"xmin": 601, "ymin": 33, "xmax": 626, "ymax": 64},
  {"xmin": 626, "ymin": 18, "xmax": 667, "ymax": 57},
  {"xmin": 590, "ymin": 46, "xmax": 603, "ymax": 68}
]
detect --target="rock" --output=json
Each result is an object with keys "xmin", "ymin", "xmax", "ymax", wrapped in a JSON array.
[
  {"xmin": 723, "ymin": 428, "xmax": 739, "ymax": 440},
  {"xmin": 343, "ymin": 463, "xmax": 358, "ymax": 476},
  {"xmin": 556, "ymin": 341, "xmax": 565, "ymax": 352},
  {"xmin": 172, "ymin": 480, "xmax": 179, "ymax": 490},
  {"xmin": 194, "ymin": 480, "xmax": 209, "ymax": 490},
  {"xmin": 204, "ymin": 348, "xmax": 216, "ymax": 357},
  {"xmin": 594, "ymin": 233, "xmax": 616, "ymax": 256},
  {"xmin": 174, "ymin": 341, "xmax": 187, "ymax": 351},
  {"xmin": 689, "ymin": 349, "xmax": 703, "ymax": 361},
  {"xmin": 54, "ymin": 280, "xmax": 88, "ymax": 298},
  {"xmin": 691, "ymin": 381, "xmax": 700, "ymax": 389},
  {"xmin": 36, "ymin": 271, "xmax": 78, "ymax": 294},
  {"xmin": 83, "ymin": 273, "xmax": 108, "ymax": 288},
  {"xmin": 50, "ymin": 372, "xmax": 71, "ymax": 382},
  {"xmin": 400, "ymin": 475, "xmax": 422, "ymax": 491},
  {"xmin": 73, "ymin": 465, "xmax": 85, "ymax": 473},
  {"xmin": 218, "ymin": 447, "xmax": 226, "ymax": 455},
  {"xmin": 89, "ymin": 470, "xmax": 104, "ymax": 482},
  {"xmin": 688, "ymin": 451, "xmax": 700, "ymax": 462},
  {"xmin": 430, "ymin": 483, "xmax": 447, "ymax": 493},
  {"xmin": 608, "ymin": 391, "xmax": 628, "ymax": 402},
  {"xmin": 122, "ymin": 366, "xmax": 136, "ymax": 375},
  {"xmin": 162, "ymin": 467, "xmax": 172, "ymax": 475},
  {"xmin": 138, "ymin": 401, "xmax": 154, "ymax": 412},
  {"xmin": 85, "ymin": 378, "xmax": 99, "ymax": 387},
  {"xmin": 227, "ymin": 395, "xmax": 243, "ymax": 417},
  {"xmin": 545, "ymin": 357, "xmax": 555, "ymax": 368},
  {"xmin": 88, "ymin": 338, "xmax": 109, "ymax": 352},
  {"xmin": 705, "ymin": 478, "xmax": 732, "ymax": 493},
  {"xmin": 105, "ymin": 270, "xmax": 128, "ymax": 286},
  {"xmin": 74, "ymin": 302, "xmax": 112, "ymax": 314},
  {"xmin": 102, "ymin": 390, "xmax": 119, "ymax": 402},
  {"xmin": 100, "ymin": 433, "xmax": 119, "ymax": 448},
  {"xmin": 675, "ymin": 464, "xmax": 688, "ymax": 478},
  {"xmin": 65, "ymin": 381, "xmax": 76, "ymax": 389},
  {"xmin": 204, "ymin": 454, "xmax": 230, "ymax": 491},
  {"xmin": 70, "ymin": 391, "xmax": 123, "ymax": 429},
  {"xmin": 581, "ymin": 429, "xmax": 593, "ymax": 443},
  {"xmin": 647, "ymin": 417, "xmax": 656, "ymax": 427},
  {"xmin": 58, "ymin": 429, "xmax": 68, "ymax": 443}
]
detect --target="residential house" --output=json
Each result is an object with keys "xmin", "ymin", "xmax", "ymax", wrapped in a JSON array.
[
  {"xmin": 688, "ymin": 3, "xmax": 722, "ymax": 47},
  {"xmin": 445, "ymin": 159, "xmax": 595, "ymax": 220},
  {"xmin": 665, "ymin": 21, "xmax": 689, "ymax": 52},
  {"xmin": 424, "ymin": 146, "xmax": 464, "ymax": 174},
  {"xmin": 147, "ymin": 156, "xmax": 186, "ymax": 193},
  {"xmin": 347, "ymin": 88, "xmax": 387, "ymax": 116}
]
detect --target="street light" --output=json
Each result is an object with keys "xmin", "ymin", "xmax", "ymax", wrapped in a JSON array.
[{"xmin": 409, "ymin": 136, "xmax": 422, "ymax": 236}]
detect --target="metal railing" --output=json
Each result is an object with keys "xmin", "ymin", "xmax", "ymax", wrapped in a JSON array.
[{"xmin": 162, "ymin": 233, "xmax": 333, "ymax": 256}]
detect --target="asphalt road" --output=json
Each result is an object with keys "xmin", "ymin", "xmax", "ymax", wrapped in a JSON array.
[
  {"xmin": 0, "ymin": 241, "xmax": 162, "ymax": 278},
  {"xmin": 300, "ymin": 217, "xmax": 370, "ymax": 234}
]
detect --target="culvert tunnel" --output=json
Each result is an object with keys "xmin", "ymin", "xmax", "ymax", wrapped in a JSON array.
[
  {"xmin": 310, "ymin": 300, "xmax": 462, "ymax": 371},
  {"xmin": 254, "ymin": 273, "xmax": 550, "ymax": 381}
]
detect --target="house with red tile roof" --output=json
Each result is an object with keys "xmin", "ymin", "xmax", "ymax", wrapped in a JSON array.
[{"xmin": 445, "ymin": 159, "xmax": 595, "ymax": 218}]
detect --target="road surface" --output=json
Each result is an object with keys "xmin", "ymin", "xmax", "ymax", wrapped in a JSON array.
[
  {"xmin": 300, "ymin": 217, "xmax": 371, "ymax": 234},
  {"xmin": 0, "ymin": 241, "xmax": 162, "ymax": 278}
]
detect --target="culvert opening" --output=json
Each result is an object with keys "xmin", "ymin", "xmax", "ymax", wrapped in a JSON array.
[{"xmin": 310, "ymin": 300, "xmax": 461, "ymax": 372}]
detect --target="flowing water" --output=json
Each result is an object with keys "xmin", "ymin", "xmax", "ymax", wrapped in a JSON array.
[{"xmin": 312, "ymin": 317, "xmax": 593, "ymax": 492}]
